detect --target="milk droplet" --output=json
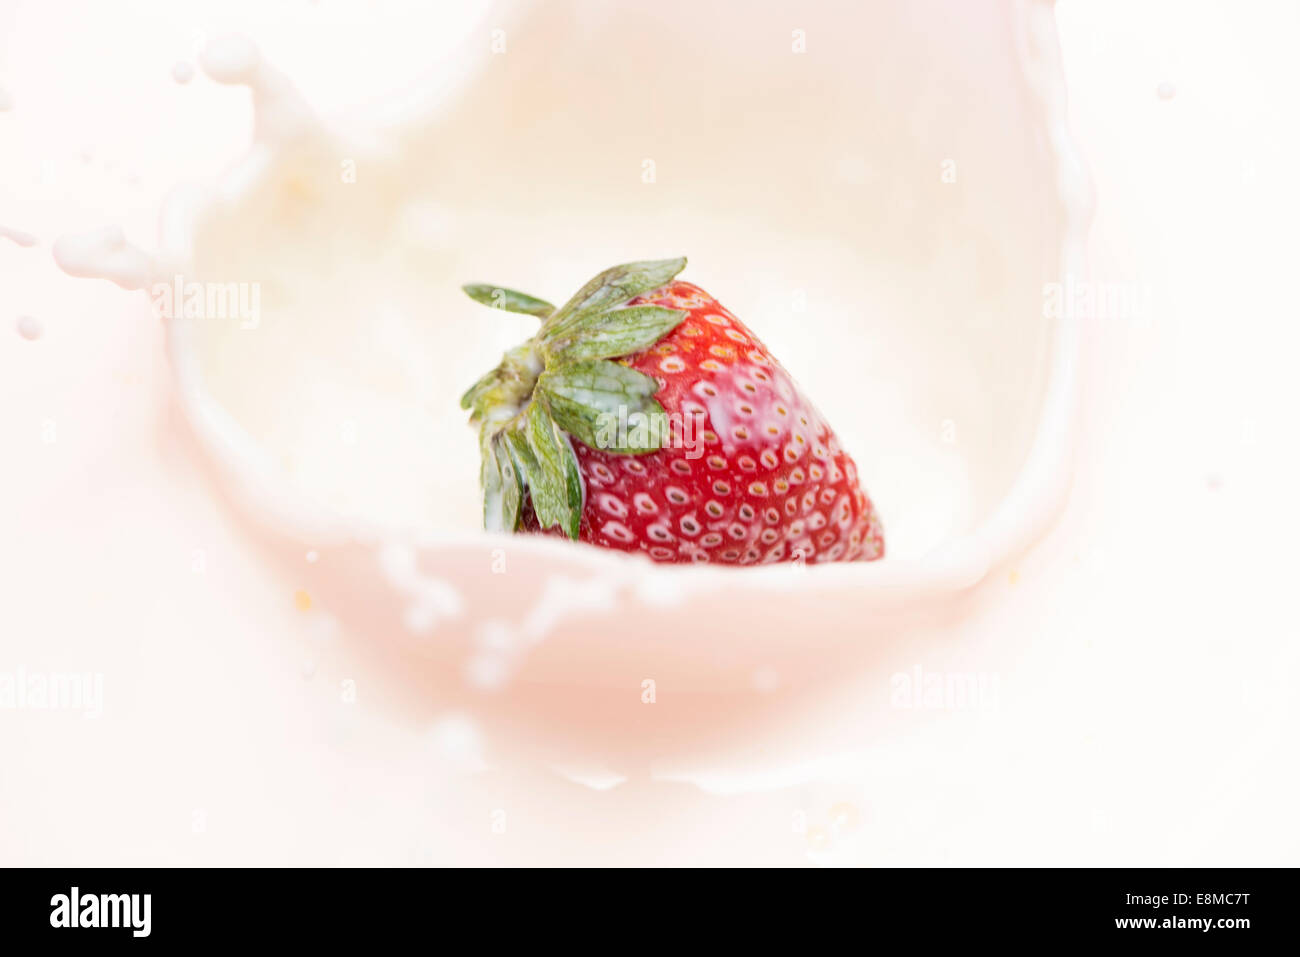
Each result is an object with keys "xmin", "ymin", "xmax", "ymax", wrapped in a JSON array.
[
  {"xmin": 199, "ymin": 35, "xmax": 318, "ymax": 143},
  {"xmin": 171, "ymin": 60, "xmax": 195, "ymax": 85},
  {"xmin": 52, "ymin": 225, "xmax": 158, "ymax": 291},
  {"xmin": 305, "ymin": 549, "xmax": 319, "ymax": 563},
  {"xmin": 1156, "ymin": 81, "xmax": 1176, "ymax": 101},
  {"xmin": 0, "ymin": 225, "xmax": 37, "ymax": 247},
  {"xmin": 200, "ymin": 34, "xmax": 259, "ymax": 84},
  {"xmin": 16, "ymin": 315, "xmax": 43, "ymax": 341}
]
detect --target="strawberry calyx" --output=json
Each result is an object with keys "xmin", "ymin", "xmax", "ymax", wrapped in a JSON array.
[{"xmin": 460, "ymin": 257, "xmax": 689, "ymax": 538}]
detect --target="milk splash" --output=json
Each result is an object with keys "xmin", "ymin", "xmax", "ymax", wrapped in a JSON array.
[
  {"xmin": 49, "ymin": 34, "xmax": 472, "ymax": 543},
  {"xmin": 51, "ymin": 35, "xmax": 319, "ymax": 292},
  {"xmin": 1, "ymin": 225, "xmax": 38, "ymax": 247},
  {"xmin": 32, "ymin": 9, "xmax": 1087, "ymax": 798},
  {"xmin": 52, "ymin": 225, "xmax": 157, "ymax": 291},
  {"xmin": 197, "ymin": 34, "xmax": 319, "ymax": 143}
]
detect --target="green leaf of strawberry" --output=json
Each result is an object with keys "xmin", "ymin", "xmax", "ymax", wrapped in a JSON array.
[
  {"xmin": 541, "ymin": 257, "xmax": 686, "ymax": 340},
  {"xmin": 461, "ymin": 283, "xmax": 555, "ymax": 319},
  {"xmin": 460, "ymin": 367, "xmax": 503, "ymax": 412},
  {"xmin": 500, "ymin": 426, "xmax": 539, "ymax": 496},
  {"xmin": 523, "ymin": 400, "xmax": 582, "ymax": 539},
  {"xmin": 543, "ymin": 305, "xmax": 687, "ymax": 363},
  {"xmin": 478, "ymin": 431, "xmax": 522, "ymax": 532},
  {"xmin": 459, "ymin": 341, "xmax": 543, "ymax": 421},
  {"xmin": 458, "ymin": 258, "xmax": 688, "ymax": 540},
  {"xmin": 536, "ymin": 360, "xmax": 667, "ymax": 453}
]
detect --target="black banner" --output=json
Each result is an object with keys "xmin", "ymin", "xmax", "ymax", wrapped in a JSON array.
[{"xmin": 0, "ymin": 867, "xmax": 1287, "ymax": 944}]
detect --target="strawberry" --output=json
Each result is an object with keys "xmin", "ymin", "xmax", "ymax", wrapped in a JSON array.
[{"xmin": 460, "ymin": 258, "xmax": 884, "ymax": 565}]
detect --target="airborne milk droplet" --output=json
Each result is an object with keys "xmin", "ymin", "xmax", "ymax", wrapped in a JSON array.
[
  {"xmin": 51, "ymin": 225, "xmax": 158, "ymax": 291},
  {"xmin": 199, "ymin": 34, "xmax": 318, "ymax": 142},
  {"xmin": 16, "ymin": 315, "xmax": 43, "ymax": 341},
  {"xmin": 0, "ymin": 225, "xmax": 37, "ymax": 247}
]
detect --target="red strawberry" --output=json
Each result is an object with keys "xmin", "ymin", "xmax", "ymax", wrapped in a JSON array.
[{"xmin": 461, "ymin": 258, "xmax": 883, "ymax": 565}]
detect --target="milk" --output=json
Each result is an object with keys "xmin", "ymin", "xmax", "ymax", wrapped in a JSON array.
[
  {"xmin": 41, "ymin": 4, "xmax": 1083, "ymax": 745},
  {"xmin": 51, "ymin": 19, "xmax": 1070, "ymax": 559}
]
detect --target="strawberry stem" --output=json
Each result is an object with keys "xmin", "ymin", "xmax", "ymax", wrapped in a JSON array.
[{"xmin": 461, "ymin": 257, "xmax": 688, "ymax": 538}]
